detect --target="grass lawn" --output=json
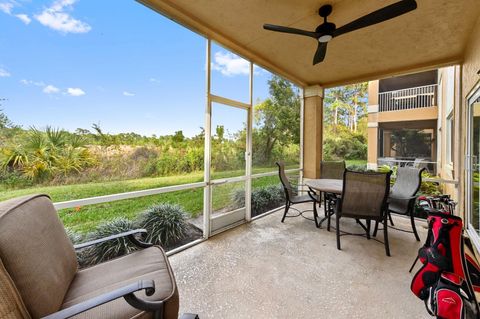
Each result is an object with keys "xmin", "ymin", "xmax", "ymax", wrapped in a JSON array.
[{"xmin": 0, "ymin": 165, "xmax": 296, "ymax": 234}]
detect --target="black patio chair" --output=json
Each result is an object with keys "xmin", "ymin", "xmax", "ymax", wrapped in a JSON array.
[
  {"xmin": 335, "ymin": 170, "xmax": 392, "ymax": 256},
  {"xmin": 320, "ymin": 160, "xmax": 346, "ymax": 228},
  {"xmin": 276, "ymin": 161, "xmax": 320, "ymax": 228},
  {"xmin": 378, "ymin": 167, "xmax": 425, "ymax": 241}
]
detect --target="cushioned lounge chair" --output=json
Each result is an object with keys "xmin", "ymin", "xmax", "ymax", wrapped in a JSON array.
[{"xmin": 0, "ymin": 194, "xmax": 198, "ymax": 319}]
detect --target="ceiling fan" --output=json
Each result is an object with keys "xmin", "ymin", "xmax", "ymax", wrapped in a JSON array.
[{"xmin": 263, "ymin": 0, "xmax": 417, "ymax": 65}]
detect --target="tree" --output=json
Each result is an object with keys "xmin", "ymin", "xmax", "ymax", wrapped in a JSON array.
[
  {"xmin": 323, "ymin": 83, "xmax": 368, "ymax": 161},
  {"xmin": 172, "ymin": 130, "xmax": 185, "ymax": 143},
  {"xmin": 254, "ymin": 75, "xmax": 300, "ymax": 163},
  {"xmin": 0, "ymin": 109, "xmax": 13, "ymax": 130},
  {"xmin": 324, "ymin": 83, "xmax": 367, "ymax": 133}
]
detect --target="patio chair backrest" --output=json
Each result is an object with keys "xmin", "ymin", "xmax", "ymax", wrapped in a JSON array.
[
  {"xmin": 0, "ymin": 194, "xmax": 78, "ymax": 318},
  {"xmin": 389, "ymin": 167, "xmax": 424, "ymax": 214},
  {"xmin": 320, "ymin": 160, "xmax": 346, "ymax": 179},
  {"xmin": 276, "ymin": 161, "xmax": 293, "ymax": 200},
  {"xmin": 339, "ymin": 170, "xmax": 392, "ymax": 219}
]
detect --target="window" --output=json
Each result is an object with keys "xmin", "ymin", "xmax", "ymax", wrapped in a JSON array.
[
  {"xmin": 0, "ymin": 1, "xmax": 207, "ymax": 245},
  {"xmin": 0, "ymin": 1, "xmax": 303, "ymax": 252},
  {"xmin": 252, "ymin": 65, "xmax": 301, "ymax": 171},
  {"xmin": 467, "ymin": 90, "xmax": 480, "ymax": 245}
]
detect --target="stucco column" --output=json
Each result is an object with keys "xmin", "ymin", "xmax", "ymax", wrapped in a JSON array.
[
  {"xmin": 303, "ymin": 85, "xmax": 323, "ymax": 179},
  {"xmin": 367, "ymin": 80, "xmax": 379, "ymax": 170}
]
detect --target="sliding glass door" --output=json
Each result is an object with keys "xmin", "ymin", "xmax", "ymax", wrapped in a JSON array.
[{"xmin": 466, "ymin": 87, "xmax": 480, "ymax": 246}]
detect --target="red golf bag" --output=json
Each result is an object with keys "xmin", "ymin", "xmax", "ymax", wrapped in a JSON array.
[{"xmin": 410, "ymin": 211, "xmax": 480, "ymax": 318}]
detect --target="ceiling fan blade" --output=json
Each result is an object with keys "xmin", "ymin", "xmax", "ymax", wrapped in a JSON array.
[
  {"xmin": 263, "ymin": 24, "xmax": 318, "ymax": 39},
  {"xmin": 313, "ymin": 42, "xmax": 328, "ymax": 65},
  {"xmin": 333, "ymin": 0, "xmax": 417, "ymax": 38}
]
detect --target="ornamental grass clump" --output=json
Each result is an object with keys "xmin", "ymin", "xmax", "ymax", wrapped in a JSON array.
[
  {"xmin": 65, "ymin": 227, "xmax": 83, "ymax": 245},
  {"xmin": 82, "ymin": 218, "xmax": 138, "ymax": 266},
  {"xmin": 65, "ymin": 227, "xmax": 89, "ymax": 267},
  {"xmin": 138, "ymin": 203, "xmax": 188, "ymax": 247}
]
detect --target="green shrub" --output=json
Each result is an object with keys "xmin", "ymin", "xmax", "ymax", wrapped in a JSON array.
[
  {"xmin": 0, "ymin": 170, "xmax": 33, "ymax": 189},
  {"xmin": 82, "ymin": 218, "xmax": 138, "ymax": 266},
  {"xmin": 419, "ymin": 170, "xmax": 442, "ymax": 196},
  {"xmin": 138, "ymin": 203, "xmax": 188, "ymax": 247},
  {"xmin": 323, "ymin": 128, "xmax": 367, "ymax": 161},
  {"xmin": 232, "ymin": 184, "xmax": 285, "ymax": 216}
]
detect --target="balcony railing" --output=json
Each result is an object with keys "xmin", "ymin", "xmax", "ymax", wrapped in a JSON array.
[{"xmin": 379, "ymin": 84, "xmax": 437, "ymax": 112}]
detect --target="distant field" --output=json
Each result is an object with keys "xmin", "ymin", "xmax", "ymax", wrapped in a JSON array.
[
  {"xmin": 0, "ymin": 161, "xmax": 366, "ymax": 234},
  {"xmin": 0, "ymin": 165, "xmax": 298, "ymax": 233}
]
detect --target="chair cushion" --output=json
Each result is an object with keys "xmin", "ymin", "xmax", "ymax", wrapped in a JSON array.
[
  {"xmin": 0, "ymin": 194, "xmax": 78, "ymax": 318},
  {"xmin": 62, "ymin": 246, "xmax": 179, "ymax": 319},
  {"xmin": 0, "ymin": 258, "xmax": 30, "ymax": 319}
]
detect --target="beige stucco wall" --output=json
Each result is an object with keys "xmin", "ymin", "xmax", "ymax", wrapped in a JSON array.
[
  {"xmin": 303, "ymin": 88, "xmax": 323, "ymax": 179},
  {"xmin": 463, "ymin": 17, "xmax": 480, "ymax": 100},
  {"xmin": 367, "ymin": 126, "xmax": 378, "ymax": 166},
  {"xmin": 436, "ymin": 66, "xmax": 460, "ymax": 203},
  {"xmin": 377, "ymin": 106, "xmax": 438, "ymax": 123},
  {"xmin": 368, "ymin": 80, "xmax": 379, "ymax": 106},
  {"xmin": 460, "ymin": 16, "xmax": 480, "ymax": 221},
  {"xmin": 367, "ymin": 81, "xmax": 379, "ymax": 168}
]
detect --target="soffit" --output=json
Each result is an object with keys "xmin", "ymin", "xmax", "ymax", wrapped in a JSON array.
[{"xmin": 141, "ymin": 0, "xmax": 480, "ymax": 87}]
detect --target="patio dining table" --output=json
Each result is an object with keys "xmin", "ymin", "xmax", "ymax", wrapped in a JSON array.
[
  {"xmin": 305, "ymin": 178, "xmax": 343, "ymax": 195},
  {"xmin": 305, "ymin": 178, "xmax": 415, "ymax": 229},
  {"xmin": 305, "ymin": 178, "xmax": 343, "ymax": 228}
]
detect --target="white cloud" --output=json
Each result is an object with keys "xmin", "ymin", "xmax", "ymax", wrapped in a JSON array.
[
  {"xmin": 35, "ymin": 0, "xmax": 91, "ymax": 34},
  {"xmin": 0, "ymin": 2, "xmax": 31, "ymax": 25},
  {"xmin": 67, "ymin": 87, "xmax": 85, "ymax": 96},
  {"xmin": 123, "ymin": 91, "xmax": 135, "ymax": 97},
  {"xmin": 20, "ymin": 79, "xmax": 46, "ymax": 86},
  {"xmin": 15, "ymin": 13, "xmax": 31, "ymax": 24},
  {"xmin": 149, "ymin": 78, "xmax": 160, "ymax": 84},
  {"xmin": 211, "ymin": 51, "xmax": 250, "ymax": 77},
  {"xmin": 0, "ymin": 68, "xmax": 11, "ymax": 77},
  {"xmin": 43, "ymin": 84, "xmax": 60, "ymax": 94},
  {"xmin": 0, "ymin": 2, "xmax": 13, "ymax": 14}
]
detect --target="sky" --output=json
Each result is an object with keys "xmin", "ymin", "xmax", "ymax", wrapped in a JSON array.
[{"xmin": 0, "ymin": 0, "xmax": 275, "ymax": 137}]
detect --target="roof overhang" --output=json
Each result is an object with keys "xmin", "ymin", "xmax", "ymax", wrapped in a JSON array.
[{"xmin": 139, "ymin": 0, "xmax": 480, "ymax": 88}]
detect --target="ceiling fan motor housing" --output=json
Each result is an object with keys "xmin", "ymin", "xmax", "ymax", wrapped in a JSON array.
[
  {"xmin": 319, "ymin": 4, "xmax": 333, "ymax": 17},
  {"xmin": 315, "ymin": 22, "xmax": 336, "ymax": 42}
]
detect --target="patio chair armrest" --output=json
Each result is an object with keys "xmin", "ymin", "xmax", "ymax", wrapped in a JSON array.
[
  {"xmin": 41, "ymin": 280, "xmax": 158, "ymax": 319},
  {"xmin": 74, "ymin": 229, "xmax": 153, "ymax": 250},
  {"xmin": 306, "ymin": 187, "xmax": 321, "ymax": 202}
]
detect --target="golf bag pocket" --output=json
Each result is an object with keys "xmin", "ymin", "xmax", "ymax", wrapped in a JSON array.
[
  {"xmin": 428, "ymin": 272, "xmax": 478, "ymax": 319},
  {"xmin": 411, "ymin": 247, "xmax": 449, "ymax": 299}
]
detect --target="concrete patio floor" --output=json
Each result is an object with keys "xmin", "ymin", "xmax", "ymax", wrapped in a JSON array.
[{"xmin": 169, "ymin": 205, "xmax": 429, "ymax": 318}]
